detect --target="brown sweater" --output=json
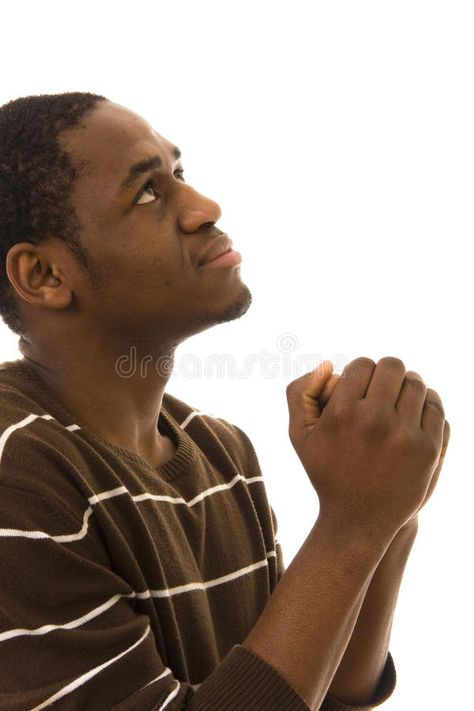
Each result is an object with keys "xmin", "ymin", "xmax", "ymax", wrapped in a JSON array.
[{"xmin": 0, "ymin": 359, "xmax": 395, "ymax": 710}]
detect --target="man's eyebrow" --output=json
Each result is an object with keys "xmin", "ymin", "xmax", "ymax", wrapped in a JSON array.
[{"xmin": 118, "ymin": 146, "xmax": 182, "ymax": 192}]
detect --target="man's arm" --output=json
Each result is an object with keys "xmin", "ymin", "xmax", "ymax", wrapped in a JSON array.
[
  {"xmin": 243, "ymin": 516, "xmax": 393, "ymax": 710},
  {"xmin": 326, "ymin": 411, "xmax": 450, "ymax": 705},
  {"xmin": 242, "ymin": 357, "xmax": 446, "ymax": 710},
  {"xmin": 326, "ymin": 519, "xmax": 417, "ymax": 705},
  {"xmin": 314, "ymin": 367, "xmax": 449, "ymax": 706}
]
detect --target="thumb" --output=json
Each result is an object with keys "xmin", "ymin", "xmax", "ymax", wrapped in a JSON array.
[{"xmin": 286, "ymin": 360, "xmax": 334, "ymax": 440}]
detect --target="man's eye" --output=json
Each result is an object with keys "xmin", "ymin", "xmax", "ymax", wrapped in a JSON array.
[
  {"xmin": 136, "ymin": 169, "xmax": 185, "ymax": 205},
  {"xmin": 136, "ymin": 182, "xmax": 158, "ymax": 205}
]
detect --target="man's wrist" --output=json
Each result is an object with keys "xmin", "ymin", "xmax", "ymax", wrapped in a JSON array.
[{"xmin": 310, "ymin": 514, "xmax": 393, "ymax": 564}]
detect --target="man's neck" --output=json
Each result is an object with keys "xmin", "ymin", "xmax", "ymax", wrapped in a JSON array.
[{"xmin": 19, "ymin": 335, "xmax": 177, "ymax": 467}]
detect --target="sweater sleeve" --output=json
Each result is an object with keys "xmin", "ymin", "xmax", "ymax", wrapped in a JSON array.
[{"xmin": 320, "ymin": 654, "xmax": 396, "ymax": 710}]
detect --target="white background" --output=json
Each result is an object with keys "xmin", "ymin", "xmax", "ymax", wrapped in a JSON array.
[{"xmin": 1, "ymin": 1, "xmax": 472, "ymax": 708}]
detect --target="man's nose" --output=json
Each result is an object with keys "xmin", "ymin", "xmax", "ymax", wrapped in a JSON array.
[{"xmin": 178, "ymin": 185, "xmax": 222, "ymax": 233}]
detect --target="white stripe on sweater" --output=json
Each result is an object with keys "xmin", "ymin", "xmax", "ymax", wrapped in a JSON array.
[
  {"xmin": 179, "ymin": 409, "xmax": 215, "ymax": 430},
  {"xmin": 0, "ymin": 414, "xmax": 53, "ymax": 461},
  {"xmin": 0, "ymin": 506, "xmax": 94, "ymax": 543},
  {"xmin": 0, "ymin": 473, "xmax": 264, "ymax": 542},
  {"xmin": 0, "ymin": 413, "xmax": 82, "ymax": 463},
  {"xmin": 0, "ymin": 405, "xmax": 216, "ymax": 466},
  {"xmin": 29, "ymin": 625, "xmax": 152, "ymax": 711},
  {"xmin": 0, "ymin": 591, "xmax": 135, "ymax": 642},
  {"xmin": 140, "ymin": 666, "xmax": 173, "ymax": 689},
  {"xmin": 0, "ymin": 551, "xmax": 277, "ymax": 644},
  {"xmin": 157, "ymin": 680, "xmax": 181, "ymax": 710},
  {"xmin": 134, "ymin": 550, "xmax": 277, "ymax": 599}
]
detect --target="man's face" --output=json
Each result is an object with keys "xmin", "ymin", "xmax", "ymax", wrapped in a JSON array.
[{"xmin": 59, "ymin": 100, "xmax": 251, "ymax": 346}]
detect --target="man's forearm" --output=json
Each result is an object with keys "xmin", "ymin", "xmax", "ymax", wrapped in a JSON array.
[
  {"xmin": 242, "ymin": 517, "xmax": 391, "ymax": 711},
  {"xmin": 327, "ymin": 519, "xmax": 418, "ymax": 705}
]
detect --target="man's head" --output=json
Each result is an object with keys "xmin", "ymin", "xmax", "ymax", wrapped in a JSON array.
[
  {"xmin": 0, "ymin": 93, "xmax": 251, "ymax": 354},
  {"xmin": 0, "ymin": 92, "xmax": 106, "ymax": 336}
]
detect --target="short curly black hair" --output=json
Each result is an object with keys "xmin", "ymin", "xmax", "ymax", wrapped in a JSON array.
[{"xmin": 0, "ymin": 91, "xmax": 107, "ymax": 336}]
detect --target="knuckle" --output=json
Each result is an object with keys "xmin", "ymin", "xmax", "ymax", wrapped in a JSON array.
[
  {"xmin": 394, "ymin": 425, "xmax": 438, "ymax": 462},
  {"xmin": 425, "ymin": 388, "xmax": 444, "ymax": 415},
  {"xmin": 360, "ymin": 408, "xmax": 392, "ymax": 437},
  {"xmin": 326, "ymin": 399, "xmax": 352, "ymax": 421},
  {"xmin": 404, "ymin": 371, "xmax": 426, "ymax": 388},
  {"xmin": 342, "ymin": 357, "xmax": 374, "ymax": 378},
  {"xmin": 398, "ymin": 426, "xmax": 439, "ymax": 459},
  {"xmin": 377, "ymin": 356, "xmax": 405, "ymax": 371},
  {"xmin": 392, "ymin": 425, "xmax": 417, "ymax": 452},
  {"xmin": 351, "ymin": 356, "xmax": 375, "ymax": 369},
  {"xmin": 423, "ymin": 434, "xmax": 441, "ymax": 459},
  {"xmin": 323, "ymin": 400, "xmax": 356, "ymax": 431}
]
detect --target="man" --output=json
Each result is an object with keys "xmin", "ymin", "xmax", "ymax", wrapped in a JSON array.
[{"xmin": 0, "ymin": 93, "xmax": 449, "ymax": 710}]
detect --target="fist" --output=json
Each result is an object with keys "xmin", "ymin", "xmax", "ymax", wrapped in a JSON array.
[{"xmin": 286, "ymin": 357, "xmax": 450, "ymax": 540}]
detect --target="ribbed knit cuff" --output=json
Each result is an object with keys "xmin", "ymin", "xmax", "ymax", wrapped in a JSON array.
[
  {"xmin": 321, "ymin": 652, "xmax": 397, "ymax": 711},
  {"xmin": 187, "ymin": 644, "xmax": 310, "ymax": 710}
]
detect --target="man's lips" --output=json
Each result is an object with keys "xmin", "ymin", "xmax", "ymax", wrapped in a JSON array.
[{"xmin": 197, "ymin": 236, "xmax": 234, "ymax": 266}]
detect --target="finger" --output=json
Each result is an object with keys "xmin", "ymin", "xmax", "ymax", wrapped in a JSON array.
[
  {"xmin": 301, "ymin": 361, "xmax": 334, "ymax": 422},
  {"xmin": 440, "ymin": 418, "xmax": 451, "ymax": 459},
  {"xmin": 327, "ymin": 357, "xmax": 376, "ymax": 402},
  {"xmin": 364, "ymin": 356, "xmax": 406, "ymax": 407},
  {"xmin": 287, "ymin": 360, "xmax": 334, "ymax": 435},
  {"xmin": 435, "ymin": 419, "xmax": 451, "ymax": 471},
  {"xmin": 427, "ymin": 418, "xmax": 450, "ymax": 484},
  {"xmin": 395, "ymin": 371, "xmax": 427, "ymax": 425},
  {"xmin": 319, "ymin": 373, "xmax": 341, "ymax": 408},
  {"xmin": 420, "ymin": 420, "xmax": 450, "ymax": 508},
  {"xmin": 421, "ymin": 388, "xmax": 445, "ymax": 439}
]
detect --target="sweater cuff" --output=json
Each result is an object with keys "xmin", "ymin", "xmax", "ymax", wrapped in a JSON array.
[
  {"xmin": 188, "ymin": 644, "xmax": 310, "ymax": 710},
  {"xmin": 321, "ymin": 652, "xmax": 397, "ymax": 711}
]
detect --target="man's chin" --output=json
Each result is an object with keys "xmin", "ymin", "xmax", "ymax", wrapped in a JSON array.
[
  {"xmin": 215, "ymin": 282, "xmax": 252, "ymax": 324},
  {"xmin": 187, "ymin": 282, "xmax": 252, "ymax": 336}
]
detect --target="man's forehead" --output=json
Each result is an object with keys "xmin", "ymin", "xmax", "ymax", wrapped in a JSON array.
[{"xmin": 61, "ymin": 100, "xmax": 177, "ymax": 175}]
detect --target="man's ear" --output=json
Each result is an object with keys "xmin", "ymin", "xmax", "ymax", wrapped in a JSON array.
[{"xmin": 6, "ymin": 241, "xmax": 73, "ymax": 310}]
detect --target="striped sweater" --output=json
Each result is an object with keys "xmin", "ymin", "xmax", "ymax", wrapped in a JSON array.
[{"xmin": 0, "ymin": 359, "xmax": 396, "ymax": 710}]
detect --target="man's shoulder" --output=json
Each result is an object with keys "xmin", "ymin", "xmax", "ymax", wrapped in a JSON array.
[
  {"xmin": 163, "ymin": 390, "xmax": 246, "ymax": 441},
  {"xmin": 0, "ymin": 363, "xmax": 52, "ymax": 433},
  {"xmin": 0, "ymin": 359, "xmax": 71, "ymax": 433},
  {"xmin": 0, "ymin": 360, "xmax": 86, "ymax": 489},
  {"xmin": 163, "ymin": 391, "xmax": 260, "ymax": 470}
]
